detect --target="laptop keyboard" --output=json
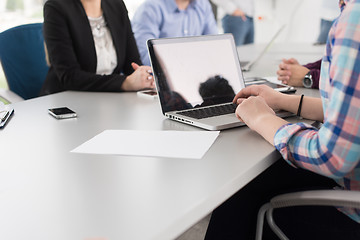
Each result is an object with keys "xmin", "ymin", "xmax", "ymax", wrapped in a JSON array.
[{"xmin": 177, "ymin": 103, "xmax": 237, "ymax": 119}]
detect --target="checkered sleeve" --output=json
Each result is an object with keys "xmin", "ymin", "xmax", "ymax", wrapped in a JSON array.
[
  {"xmin": 274, "ymin": 1, "xmax": 360, "ymax": 179},
  {"xmin": 274, "ymin": 0, "xmax": 360, "ymax": 223}
]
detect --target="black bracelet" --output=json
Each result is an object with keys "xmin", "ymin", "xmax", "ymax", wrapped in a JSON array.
[{"xmin": 297, "ymin": 94, "xmax": 304, "ymax": 117}]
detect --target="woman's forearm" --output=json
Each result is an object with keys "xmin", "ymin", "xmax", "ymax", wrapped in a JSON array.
[
  {"xmin": 252, "ymin": 114, "xmax": 289, "ymax": 146},
  {"xmin": 278, "ymin": 94, "xmax": 324, "ymax": 122}
]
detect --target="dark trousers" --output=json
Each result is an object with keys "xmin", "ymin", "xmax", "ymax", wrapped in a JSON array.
[
  {"xmin": 205, "ymin": 160, "xmax": 360, "ymax": 240},
  {"xmin": 222, "ymin": 15, "xmax": 254, "ymax": 46}
]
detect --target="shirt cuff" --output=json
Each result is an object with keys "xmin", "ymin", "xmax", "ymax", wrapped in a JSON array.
[{"xmin": 274, "ymin": 122, "xmax": 316, "ymax": 167}]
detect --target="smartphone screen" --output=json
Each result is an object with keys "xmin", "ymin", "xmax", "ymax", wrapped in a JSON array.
[{"xmin": 48, "ymin": 107, "xmax": 77, "ymax": 119}]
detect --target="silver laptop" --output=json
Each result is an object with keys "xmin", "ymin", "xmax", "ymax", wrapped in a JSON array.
[{"xmin": 147, "ymin": 34, "xmax": 292, "ymax": 131}]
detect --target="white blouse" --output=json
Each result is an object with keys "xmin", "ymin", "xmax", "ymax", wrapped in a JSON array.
[{"xmin": 88, "ymin": 15, "xmax": 117, "ymax": 75}]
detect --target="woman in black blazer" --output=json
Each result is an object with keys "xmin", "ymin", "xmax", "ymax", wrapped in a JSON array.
[{"xmin": 41, "ymin": 0, "xmax": 154, "ymax": 95}]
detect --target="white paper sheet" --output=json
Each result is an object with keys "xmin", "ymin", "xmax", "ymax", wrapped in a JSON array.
[{"xmin": 71, "ymin": 130, "xmax": 220, "ymax": 159}]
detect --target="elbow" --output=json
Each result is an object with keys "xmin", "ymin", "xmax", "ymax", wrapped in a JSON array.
[{"xmin": 313, "ymin": 153, "xmax": 357, "ymax": 180}]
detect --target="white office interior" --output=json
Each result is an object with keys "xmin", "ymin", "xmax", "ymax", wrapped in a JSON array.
[
  {"xmin": 0, "ymin": 0, "xmax": 336, "ymax": 42},
  {"xmin": 0, "ymin": 1, "xmax": 351, "ymax": 240}
]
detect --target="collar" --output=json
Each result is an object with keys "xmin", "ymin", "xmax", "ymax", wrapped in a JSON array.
[{"xmin": 170, "ymin": 0, "xmax": 197, "ymax": 12}]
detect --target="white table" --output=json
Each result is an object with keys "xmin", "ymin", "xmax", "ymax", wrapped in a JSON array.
[{"xmin": 0, "ymin": 43, "xmax": 323, "ymax": 240}]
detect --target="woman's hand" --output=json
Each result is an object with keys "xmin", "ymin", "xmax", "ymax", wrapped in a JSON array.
[
  {"xmin": 277, "ymin": 58, "xmax": 309, "ymax": 87},
  {"xmin": 234, "ymin": 85, "xmax": 289, "ymax": 145},
  {"xmin": 233, "ymin": 84, "xmax": 284, "ymax": 110},
  {"xmin": 122, "ymin": 63, "xmax": 155, "ymax": 91},
  {"xmin": 235, "ymin": 96, "xmax": 276, "ymax": 130},
  {"xmin": 232, "ymin": 8, "xmax": 247, "ymax": 21}
]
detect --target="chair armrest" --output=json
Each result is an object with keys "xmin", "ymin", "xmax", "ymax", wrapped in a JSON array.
[
  {"xmin": 270, "ymin": 190, "xmax": 360, "ymax": 209},
  {"xmin": 256, "ymin": 190, "xmax": 360, "ymax": 240}
]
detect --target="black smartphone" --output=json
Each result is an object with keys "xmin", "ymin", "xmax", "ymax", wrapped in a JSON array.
[{"xmin": 48, "ymin": 107, "xmax": 77, "ymax": 119}]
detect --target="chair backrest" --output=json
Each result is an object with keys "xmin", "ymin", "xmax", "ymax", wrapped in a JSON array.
[{"xmin": 0, "ymin": 23, "xmax": 49, "ymax": 100}]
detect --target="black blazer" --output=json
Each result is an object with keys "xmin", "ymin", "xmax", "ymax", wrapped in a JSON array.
[{"xmin": 40, "ymin": 0, "xmax": 141, "ymax": 95}]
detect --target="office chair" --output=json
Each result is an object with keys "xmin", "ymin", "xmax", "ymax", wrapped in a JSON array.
[
  {"xmin": 0, "ymin": 23, "xmax": 49, "ymax": 100},
  {"xmin": 255, "ymin": 189, "xmax": 360, "ymax": 240}
]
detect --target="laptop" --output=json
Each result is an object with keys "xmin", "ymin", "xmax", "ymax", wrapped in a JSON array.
[
  {"xmin": 241, "ymin": 25, "xmax": 285, "ymax": 72},
  {"xmin": 147, "ymin": 34, "xmax": 293, "ymax": 131}
]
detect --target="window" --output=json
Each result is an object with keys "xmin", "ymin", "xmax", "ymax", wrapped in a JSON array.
[{"xmin": 0, "ymin": 0, "xmax": 44, "ymax": 89}]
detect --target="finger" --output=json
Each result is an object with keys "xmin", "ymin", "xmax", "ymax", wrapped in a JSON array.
[
  {"xmin": 277, "ymin": 69, "xmax": 285, "ymax": 76},
  {"xmin": 142, "ymin": 65, "xmax": 152, "ymax": 72},
  {"xmin": 281, "ymin": 58, "xmax": 290, "ymax": 64},
  {"xmin": 278, "ymin": 75, "xmax": 290, "ymax": 81},
  {"xmin": 280, "ymin": 63, "xmax": 290, "ymax": 70},
  {"xmin": 233, "ymin": 85, "xmax": 260, "ymax": 103},
  {"xmin": 235, "ymin": 106, "xmax": 244, "ymax": 122},
  {"xmin": 279, "ymin": 63, "xmax": 287, "ymax": 70},
  {"xmin": 131, "ymin": 62, "xmax": 140, "ymax": 70},
  {"xmin": 277, "ymin": 69, "xmax": 290, "ymax": 77},
  {"xmin": 288, "ymin": 58, "xmax": 298, "ymax": 64},
  {"xmin": 235, "ymin": 113, "xmax": 244, "ymax": 122},
  {"xmin": 279, "ymin": 78, "xmax": 288, "ymax": 84}
]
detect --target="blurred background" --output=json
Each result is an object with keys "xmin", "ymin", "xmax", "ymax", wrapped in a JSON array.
[{"xmin": 0, "ymin": 0, "xmax": 334, "ymax": 90}]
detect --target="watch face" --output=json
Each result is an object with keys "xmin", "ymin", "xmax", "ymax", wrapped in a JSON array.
[{"xmin": 303, "ymin": 75, "xmax": 313, "ymax": 88}]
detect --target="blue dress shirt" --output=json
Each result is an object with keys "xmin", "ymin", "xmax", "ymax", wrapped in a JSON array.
[{"xmin": 131, "ymin": 0, "xmax": 218, "ymax": 66}]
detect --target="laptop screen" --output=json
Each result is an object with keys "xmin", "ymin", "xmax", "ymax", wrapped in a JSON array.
[{"xmin": 147, "ymin": 34, "xmax": 245, "ymax": 114}]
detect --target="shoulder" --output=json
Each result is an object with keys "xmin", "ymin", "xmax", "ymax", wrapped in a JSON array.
[
  {"xmin": 133, "ymin": 0, "xmax": 165, "ymax": 20},
  {"xmin": 103, "ymin": 0, "xmax": 128, "ymax": 12},
  {"xmin": 336, "ymin": 1, "xmax": 360, "ymax": 37},
  {"xmin": 193, "ymin": 0, "xmax": 213, "ymax": 9},
  {"xmin": 191, "ymin": 0, "xmax": 214, "ymax": 15},
  {"xmin": 342, "ymin": 0, "xmax": 360, "ymax": 20},
  {"xmin": 138, "ymin": 0, "xmax": 166, "ymax": 11},
  {"xmin": 44, "ymin": 0, "xmax": 83, "ymax": 17},
  {"xmin": 44, "ymin": 0, "xmax": 76, "ymax": 10}
]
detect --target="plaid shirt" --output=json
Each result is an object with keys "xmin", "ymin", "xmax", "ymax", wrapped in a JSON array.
[{"xmin": 274, "ymin": 0, "xmax": 360, "ymax": 223}]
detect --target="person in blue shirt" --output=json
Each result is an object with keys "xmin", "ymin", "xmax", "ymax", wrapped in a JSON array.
[
  {"xmin": 212, "ymin": 0, "xmax": 255, "ymax": 46},
  {"xmin": 131, "ymin": 0, "xmax": 218, "ymax": 66}
]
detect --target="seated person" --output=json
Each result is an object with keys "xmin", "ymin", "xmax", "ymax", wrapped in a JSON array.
[
  {"xmin": 277, "ymin": 2, "xmax": 341, "ymax": 89},
  {"xmin": 206, "ymin": 0, "xmax": 360, "ymax": 239},
  {"xmin": 41, "ymin": 0, "xmax": 154, "ymax": 96},
  {"xmin": 277, "ymin": 58, "xmax": 321, "ymax": 89},
  {"xmin": 131, "ymin": 0, "xmax": 218, "ymax": 66}
]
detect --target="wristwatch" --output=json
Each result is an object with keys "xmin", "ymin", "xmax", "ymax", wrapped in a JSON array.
[{"xmin": 302, "ymin": 71, "xmax": 313, "ymax": 88}]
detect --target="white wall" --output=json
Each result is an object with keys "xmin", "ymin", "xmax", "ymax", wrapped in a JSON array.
[
  {"xmin": 123, "ymin": 0, "xmax": 145, "ymax": 19},
  {"xmin": 0, "ymin": 0, "xmax": 336, "ymax": 43},
  {"xmin": 216, "ymin": 0, "xmax": 337, "ymax": 43},
  {"xmin": 256, "ymin": 0, "xmax": 322, "ymax": 43}
]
